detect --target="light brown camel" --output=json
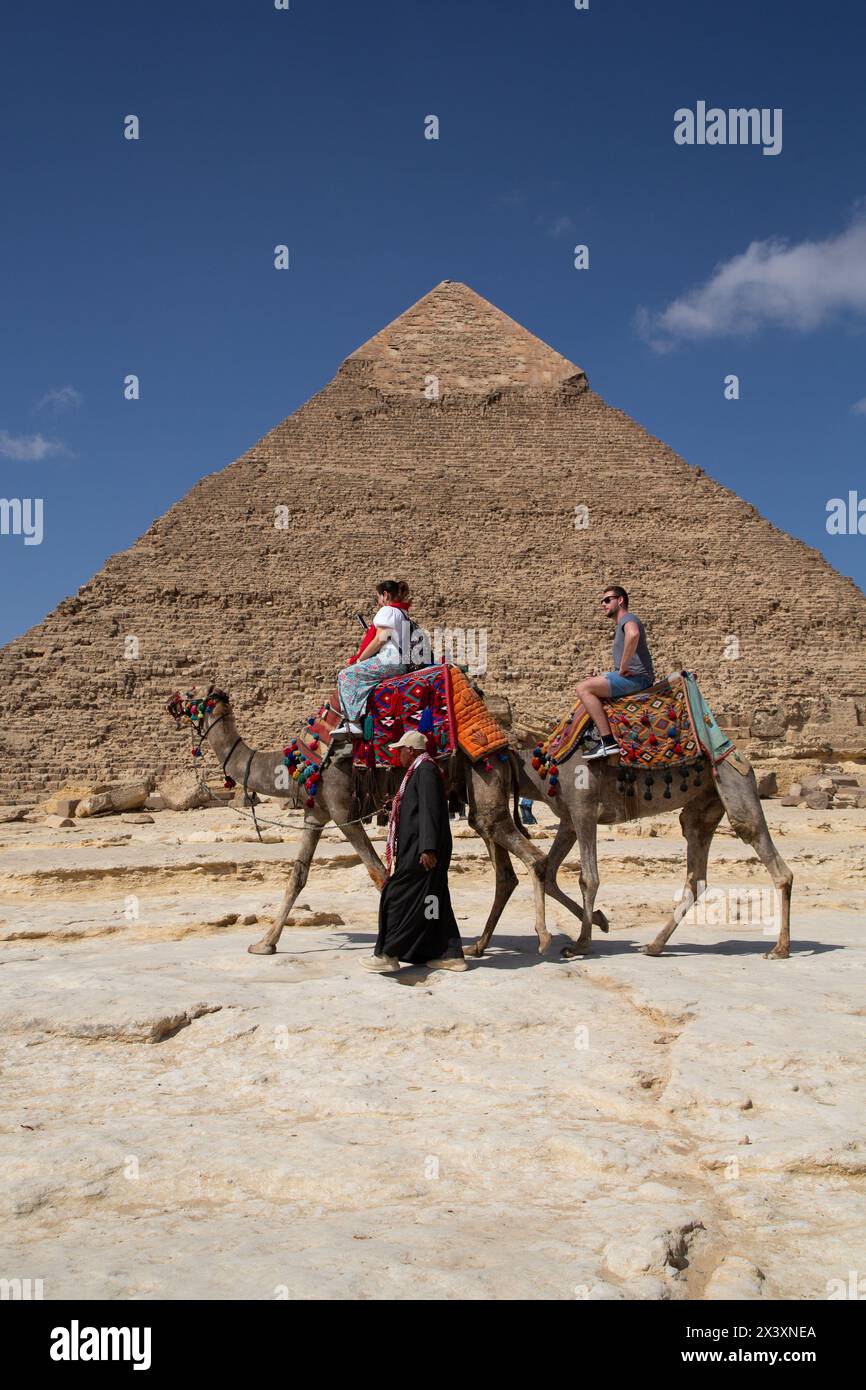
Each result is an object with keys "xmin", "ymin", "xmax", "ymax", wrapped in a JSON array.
[
  {"xmin": 465, "ymin": 742, "xmax": 793, "ymax": 961},
  {"xmin": 167, "ymin": 688, "xmax": 563, "ymax": 955}
]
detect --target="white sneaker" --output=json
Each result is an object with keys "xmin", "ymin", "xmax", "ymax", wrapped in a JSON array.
[
  {"xmin": 359, "ymin": 953, "xmax": 401, "ymax": 973},
  {"xmin": 584, "ymin": 737, "xmax": 619, "ymax": 761}
]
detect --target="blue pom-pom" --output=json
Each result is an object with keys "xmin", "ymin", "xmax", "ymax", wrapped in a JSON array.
[
  {"xmin": 498, "ymin": 750, "xmax": 509, "ymax": 761},
  {"xmin": 418, "ymin": 707, "xmax": 434, "ymax": 733}
]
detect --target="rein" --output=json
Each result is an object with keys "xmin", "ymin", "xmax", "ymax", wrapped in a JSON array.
[{"xmin": 168, "ymin": 691, "xmax": 393, "ymax": 836}]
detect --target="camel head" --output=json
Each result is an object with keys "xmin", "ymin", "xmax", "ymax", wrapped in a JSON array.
[{"xmin": 166, "ymin": 684, "xmax": 231, "ymax": 738}]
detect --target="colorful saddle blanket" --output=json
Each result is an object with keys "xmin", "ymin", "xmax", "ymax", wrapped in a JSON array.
[
  {"xmin": 292, "ymin": 690, "xmax": 342, "ymax": 770},
  {"xmin": 536, "ymin": 672, "xmax": 735, "ymax": 777},
  {"xmin": 351, "ymin": 664, "xmax": 510, "ymax": 769},
  {"xmin": 285, "ymin": 668, "xmax": 512, "ymax": 803},
  {"xmin": 353, "ymin": 664, "xmax": 456, "ymax": 768}
]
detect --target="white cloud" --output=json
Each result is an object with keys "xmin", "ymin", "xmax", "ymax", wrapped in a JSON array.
[
  {"xmin": 547, "ymin": 214, "xmax": 575, "ymax": 239},
  {"xmin": 851, "ymin": 397, "xmax": 866, "ymax": 415},
  {"xmin": 636, "ymin": 208, "xmax": 866, "ymax": 350},
  {"xmin": 33, "ymin": 385, "xmax": 82, "ymax": 414},
  {"xmin": 494, "ymin": 189, "xmax": 526, "ymax": 211},
  {"xmin": 534, "ymin": 211, "xmax": 575, "ymax": 239},
  {"xmin": 0, "ymin": 430, "xmax": 67, "ymax": 461}
]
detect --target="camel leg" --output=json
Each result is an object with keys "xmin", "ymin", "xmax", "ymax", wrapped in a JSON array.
[
  {"xmin": 540, "ymin": 819, "xmax": 608, "ymax": 934},
  {"xmin": 465, "ymin": 837, "xmax": 519, "ymax": 957},
  {"xmin": 340, "ymin": 819, "xmax": 388, "ymax": 890},
  {"xmin": 712, "ymin": 766, "xmax": 793, "ymax": 960},
  {"xmin": 560, "ymin": 818, "xmax": 600, "ymax": 958},
  {"xmin": 543, "ymin": 821, "xmax": 580, "ymax": 921},
  {"xmin": 248, "ymin": 818, "xmax": 326, "ymax": 955},
  {"xmin": 493, "ymin": 818, "xmax": 550, "ymax": 953},
  {"xmin": 751, "ymin": 823, "xmax": 794, "ymax": 960},
  {"xmin": 643, "ymin": 791, "xmax": 725, "ymax": 957},
  {"xmin": 470, "ymin": 811, "xmax": 550, "ymax": 953}
]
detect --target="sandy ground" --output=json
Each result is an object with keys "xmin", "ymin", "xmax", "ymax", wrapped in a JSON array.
[{"xmin": 1, "ymin": 797, "xmax": 864, "ymax": 1301}]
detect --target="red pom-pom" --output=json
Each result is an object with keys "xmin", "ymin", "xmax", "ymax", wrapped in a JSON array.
[
  {"xmin": 674, "ymin": 743, "xmax": 683, "ymax": 756},
  {"xmin": 531, "ymin": 757, "xmax": 541, "ymax": 770}
]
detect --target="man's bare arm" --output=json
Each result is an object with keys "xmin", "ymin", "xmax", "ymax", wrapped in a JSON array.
[{"xmin": 620, "ymin": 622, "xmax": 640, "ymax": 674}]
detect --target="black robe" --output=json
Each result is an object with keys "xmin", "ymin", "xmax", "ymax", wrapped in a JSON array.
[{"xmin": 375, "ymin": 760, "xmax": 464, "ymax": 964}]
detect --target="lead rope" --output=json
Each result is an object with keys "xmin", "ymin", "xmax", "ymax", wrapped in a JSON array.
[
  {"xmin": 192, "ymin": 727, "xmax": 393, "ymax": 832},
  {"xmin": 241, "ymin": 750, "xmax": 263, "ymax": 843}
]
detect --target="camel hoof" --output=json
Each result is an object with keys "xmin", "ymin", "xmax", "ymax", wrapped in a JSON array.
[
  {"xmin": 641, "ymin": 943, "xmax": 664, "ymax": 957},
  {"xmin": 247, "ymin": 941, "xmax": 276, "ymax": 955},
  {"xmin": 592, "ymin": 910, "xmax": 610, "ymax": 934},
  {"xmin": 763, "ymin": 947, "xmax": 789, "ymax": 960},
  {"xmin": 464, "ymin": 941, "xmax": 484, "ymax": 958},
  {"xmin": 537, "ymin": 934, "xmax": 552, "ymax": 955},
  {"xmin": 560, "ymin": 940, "xmax": 590, "ymax": 959}
]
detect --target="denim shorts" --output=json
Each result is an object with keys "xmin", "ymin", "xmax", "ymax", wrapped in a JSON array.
[{"xmin": 604, "ymin": 670, "xmax": 652, "ymax": 700}]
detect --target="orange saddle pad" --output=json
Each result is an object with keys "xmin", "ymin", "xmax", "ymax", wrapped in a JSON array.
[{"xmin": 449, "ymin": 667, "xmax": 509, "ymax": 762}]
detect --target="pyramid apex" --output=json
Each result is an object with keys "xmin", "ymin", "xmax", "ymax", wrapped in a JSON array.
[{"xmin": 343, "ymin": 280, "xmax": 585, "ymax": 397}]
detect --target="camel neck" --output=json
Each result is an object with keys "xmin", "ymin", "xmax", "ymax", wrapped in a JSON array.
[
  {"xmin": 205, "ymin": 713, "xmax": 252, "ymax": 782},
  {"xmin": 202, "ymin": 710, "xmax": 292, "ymax": 802}
]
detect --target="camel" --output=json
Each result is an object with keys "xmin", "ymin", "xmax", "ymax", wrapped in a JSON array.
[
  {"xmin": 465, "ymin": 739, "xmax": 793, "ymax": 962},
  {"xmin": 167, "ymin": 687, "xmax": 562, "ymax": 955}
]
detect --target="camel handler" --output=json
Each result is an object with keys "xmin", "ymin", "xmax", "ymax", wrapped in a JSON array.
[
  {"xmin": 579, "ymin": 585, "xmax": 655, "ymax": 760},
  {"xmin": 360, "ymin": 730, "xmax": 467, "ymax": 974}
]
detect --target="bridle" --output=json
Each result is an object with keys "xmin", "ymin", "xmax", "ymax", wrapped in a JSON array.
[
  {"xmin": 166, "ymin": 685, "xmax": 238, "ymax": 786},
  {"xmin": 166, "ymin": 685, "xmax": 393, "ymax": 835}
]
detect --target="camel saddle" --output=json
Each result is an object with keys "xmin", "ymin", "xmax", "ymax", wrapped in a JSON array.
[
  {"xmin": 352, "ymin": 663, "xmax": 510, "ymax": 769},
  {"xmin": 535, "ymin": 671, "xmax": 742, "ymax": 776}
]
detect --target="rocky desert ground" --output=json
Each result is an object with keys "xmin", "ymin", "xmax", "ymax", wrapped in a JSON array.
[{"xmin": 1, "ymin": 792, "xmax": 864, "ymax": 1301}]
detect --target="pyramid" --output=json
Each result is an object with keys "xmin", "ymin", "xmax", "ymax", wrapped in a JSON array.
[{"xmin": 2, "ymin": 280, "xmax": 864, "ymax": 800}]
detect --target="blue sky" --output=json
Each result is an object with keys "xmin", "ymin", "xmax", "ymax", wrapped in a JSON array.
[{"xmin": 2, "ymin": 0, "xmax": 865, "ymax": 645}]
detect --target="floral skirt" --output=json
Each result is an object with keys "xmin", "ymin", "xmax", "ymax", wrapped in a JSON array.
[{"xmin": 337, "ymin": 656, "xmax": 408, "ymax": 723}]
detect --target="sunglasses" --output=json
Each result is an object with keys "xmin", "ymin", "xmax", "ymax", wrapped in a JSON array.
[{"xmin": 601, "ymin": 596, "xmax": 618, "ymax": 605}]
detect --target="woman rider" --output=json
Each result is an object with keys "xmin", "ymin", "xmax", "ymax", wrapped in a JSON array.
[{"xmin": 334, "ymin": 579, "xmax": 413, "ymax": 735}]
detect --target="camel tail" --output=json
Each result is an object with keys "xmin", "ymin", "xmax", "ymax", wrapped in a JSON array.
[{"xmin": 508, "ymin": 749, "xmax": 530, "ymax": 840}]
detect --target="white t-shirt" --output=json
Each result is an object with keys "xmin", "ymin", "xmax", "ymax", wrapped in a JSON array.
[{"xmin": 373, "ymin": 604, "xmax": 410, "ymax": 666}]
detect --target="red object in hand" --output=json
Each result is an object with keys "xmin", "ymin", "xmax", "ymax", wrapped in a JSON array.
[{"xmin": 348, "ymin": 622, "xmax": 378, "ymax": 665}]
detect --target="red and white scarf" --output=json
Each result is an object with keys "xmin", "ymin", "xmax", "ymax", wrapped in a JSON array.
[{"xmin": 384, "ymin": 750, "xmax": 441, "ymax": 876}]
